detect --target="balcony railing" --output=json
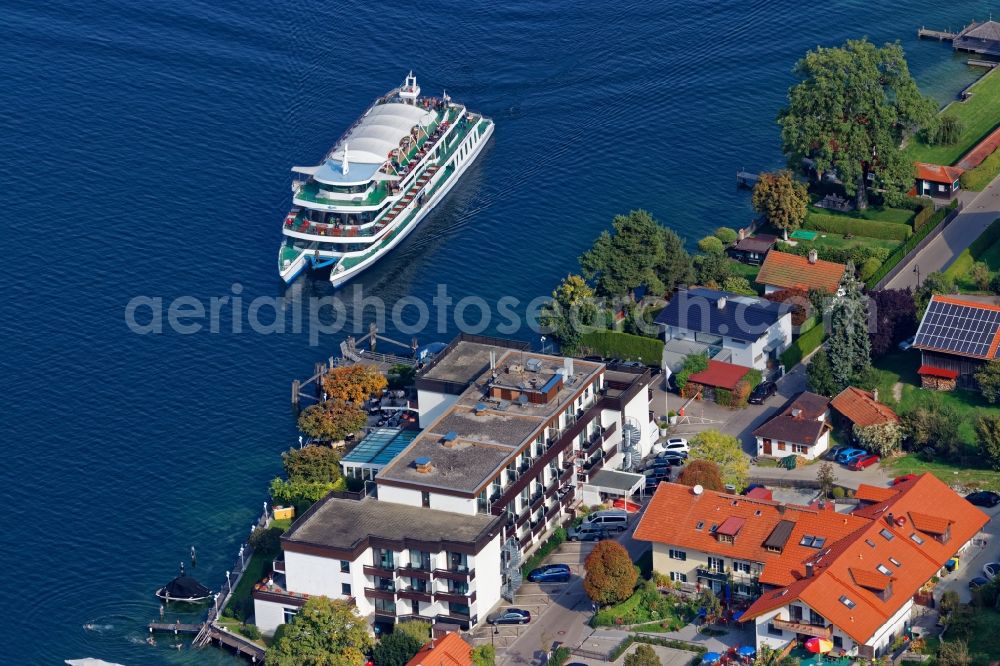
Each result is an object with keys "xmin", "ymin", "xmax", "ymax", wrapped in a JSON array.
[
  {"xmin": 771, "ymin": 618, "xmax": 832, "ymax": 638},
  {"xmin": 433, "ymin": 567, "xmax": 475, "ymax": 581},
  {"xmin": 272, "ymin": 559, "xmax": 286, "ymax": 574},
  {"xmin": 364, "ymin": 587, "xmax": 396, "ymax": 601},
  {"xmin": 363, "ymin": 564, "xmax": 396, "ymax": 578},
  {"xmin": 695, "ymin": 567, "xmax": 728, "ymax": 582},
  {"xmin": 396, "ymin": 588, "xmax": 433, "ymax": 603}
]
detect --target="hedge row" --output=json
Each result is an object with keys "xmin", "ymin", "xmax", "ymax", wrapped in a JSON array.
[
  {"xmin": 521, "ymin": 527, "xmax": 566, "ymax": 577},
  {"xmin": 913, "ymin": 204, "xmax": 936, "ymax": 231},
  {"xmin": 579, "ymin": 330, "xmax": 664, "ymax": 366},
  {"xmin": 803, "ymin": 212, "xmax": 912, "ymax": 241},
  {"xmin": 968, "ymin": 217, "xmax": 1000, "ymax": 258},
  {"xmin": 779, "ymin": 321, "xmax": 825, "ymax": 369},
  {"xmin": 864, "ymin": 200, "xmax": 959, "ymax": 289},
  {"xmin": 961, "ymin": 148, "xmax": 1000, "ymax": 192}
]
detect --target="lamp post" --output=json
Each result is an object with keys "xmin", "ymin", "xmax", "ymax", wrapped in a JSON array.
[{"xmin": 913, "ymin": 264, "xmax": 921, "ymax": 288}]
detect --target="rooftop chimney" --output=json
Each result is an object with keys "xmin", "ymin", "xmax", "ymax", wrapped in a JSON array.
[
  {"xmin": 692, "ymin": 484, "xmax": 704, "ymax": 496},
  {"xmin": 808, "ymin": 249, "xmax": 818, "ymax": 265},
  {"xmin": 886, "ymin": 512, "xmax": 894, "ymax": 526},
  {"xmin": 717, "ymin": 296, "xmax": 727, "ymax": 310},
  {"xmin": 791, "ymin": 408, "xmax": 802, "ymax": 418},
  {"xmin": 871, "ymin": 388, "xmax": 879, "ymax": 403},
  {"xmin": 805, "ymin": 562, "xmax": 814, "ymax": 578},
  {"xmin": 564, "ymin": 357, "xmax": 574, "ymax": 378},
  {"xmin": 738, "ymin": 228, "xmax": 746, "ymax": 241}
]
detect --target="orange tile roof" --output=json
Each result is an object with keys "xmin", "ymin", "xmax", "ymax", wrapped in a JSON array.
[
  {"xmin": 907, "ymin": 511, "xmax": 952, "ymax": 535},
  {"xmin": 687, "ymin": 360, "xmax": 749, "ymax": 391},
  {"xmin": 742, "ymin": 474, "xmax": 989, "ymax": 644},
  {"xmin": 915, "ymin": 162, "xmax": 964, "ymax": 184},
  {"xmin": 406, "ymin": 632, "xmax": 473, "ymax": 666},
  {"xmin": 756, "ymin": 251, "xmax": 846, "ymax": 293},
  {"xmin": 830, "ymin": 387, "xmax": 899, "ymax": 428},
  {"xmin": 849, "ymin": 567, "xmax": 893, "ymax": 591},
  {"xmin": 854, "ymin": 484, "xmax": 897, "ymax": 504}
]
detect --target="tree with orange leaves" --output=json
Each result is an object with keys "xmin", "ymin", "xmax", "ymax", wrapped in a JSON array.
[
  {"xmin": 321, "ymin": 364, "xmax": 388, "ymax": 404},
  {"xmin": 583, "ymin": 540, "xmax": 637, "ymax": 606}
]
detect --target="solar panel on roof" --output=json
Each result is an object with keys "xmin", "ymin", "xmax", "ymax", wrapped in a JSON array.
[{"xmin": 916, "ymin": 299, "xmax": 1000, "ymax": 359}]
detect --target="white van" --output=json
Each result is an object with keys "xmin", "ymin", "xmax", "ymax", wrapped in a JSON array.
[{"xmin": 583, "ymin": 509, "xmax": 629, "ymax": 533}]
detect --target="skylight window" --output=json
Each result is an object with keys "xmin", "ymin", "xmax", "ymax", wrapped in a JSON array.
[
  {"xmin": 710, "ymin": 524, "xmax": 718, "ymax": 533},
  {"xmin": 839, "ymin": 595, "xmax": 856, "ymax": 609},
  {"xmin": 754, "ymin": 510, "xmax": 762, "ymax": 517},
  {"xmin": 889, "ymin": 557, "xmax": 901, "ymax": 567},
  {"xmin": 799, "ymin": 535, "xmax": 826, "ymax": 549},
  {"xmin": 879, "ymin": 528, "xmax": 894, "ymax": 541},
  {"xmin": 695, "ymin": 521, "xmax": 704, "ymax": 531},
  {"xmin": 910, "ymin": 533, "xmax": 924, "ymax": 545},
  {"xmin": 877, "ymin": 564, "xmax": 893, "ymax": 576},
  {"xmin": 865, "ymin": 539, "xmax": 876, "ymax": 548}
]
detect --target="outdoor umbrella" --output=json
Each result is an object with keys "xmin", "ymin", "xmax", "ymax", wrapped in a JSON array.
[
  {"xmin": 702, "ymin": 652, "xmax": 722, "ymax": 664},
  {"xmin": 805, "ymin": 637, "xmax": 834, "ymax": 654},
  {"xmin": 737, "ymin": 646, "xmax": 756, "ymax": 657}
]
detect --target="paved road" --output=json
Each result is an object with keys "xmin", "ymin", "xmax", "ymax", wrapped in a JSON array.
[
  {"xmin": 934, "ymin": 502, "xmax": 1000, "ymax": 604},
  {"xmin": 886, "ymin": 175, "xmax": 1000, "ymax": 290}
]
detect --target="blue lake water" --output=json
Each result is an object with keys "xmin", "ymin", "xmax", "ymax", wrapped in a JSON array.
[{"xmin": 2, "ymin": 0, "xmax": 992, "ymax": 662}]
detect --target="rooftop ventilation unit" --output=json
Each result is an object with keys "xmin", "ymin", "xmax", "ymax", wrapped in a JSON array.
[
  {"xmin": 442, "ymin": 431, "xmax": 459, "ymax": 447},
  {"xmin": 473, "ymin": 402, "xmax": 487, "ymax": 414},
  {"xmin": 693, "ymin": 484, "xmax": 704, "ymax": 495},
  {"xmin": 496, "ymin": 400, "xmax": 511, "ymax": 411},
  {"xmin": 517, "ymin": 395, "xmax": 529, "ymax": 407},
  {"xmin": 525, "ymin": 358, "xmax": 543, "ymax": 373},
  {"xmin": 414, "ymin": 457, "xmax": 433, "ymax": 473}
]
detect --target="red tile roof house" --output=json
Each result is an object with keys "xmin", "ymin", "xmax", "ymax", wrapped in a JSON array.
[
  {"xmin": 830, "ymin": 387, "xmax": 899, "ymax": 434},
  {"xmin": 756, "ymin": 250, "xmax": 846, "ymax": 296},
  {"xmin": 633, "ymin": 475, "xmax": 988, "ymax": 661},
  {"xmin": 405, "ymin": 632, "xmax": 473, "ymax": 666},
  {"xmin": 683, "ymin": 360, "xmax": 750, "ymax": 403},
  {"xmin": 753, "ymin": 392, "xmax": 831, "ymax": 461},
  {"xmin": 914, "ymin": 162, "xmax": 963, "ymax": 200},
  {"xmin": 913, "ymin": 294, "xmax": 1000, "ymax": 391}
]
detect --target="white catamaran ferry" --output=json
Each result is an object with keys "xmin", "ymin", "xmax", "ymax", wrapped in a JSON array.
[{"xmin": 279, "ymin": 73, "xmax": 494, "ymax": 285}]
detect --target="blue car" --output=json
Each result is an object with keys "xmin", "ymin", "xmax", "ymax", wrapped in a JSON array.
[
  {"xmin": 526, "ymin": 564, "xmax": 571, "ymax": 583},
  {"xmin": 836, "ymin": 448, "xmax": 868, "ymax": 464}
]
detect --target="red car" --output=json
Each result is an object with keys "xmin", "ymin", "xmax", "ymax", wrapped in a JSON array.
[
  {"xmin": 893, "ymin": 473, "xmax": 917, "ymax": 485},
  {"xmin": 849, "ymin": 454, "xmax": 880, "ymax": 470}
]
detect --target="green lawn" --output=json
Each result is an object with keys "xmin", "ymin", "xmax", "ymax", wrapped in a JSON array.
[
  {"xmin": 962, "ymin": 146, "xmax": 1000, "ymax": 191},
  {"xmin": 942, "ymin": 225, "xmax": 1000, "ymax": 292},
  {"xmin": 905, "ymin": 67, "xmax": 1000, "ymax": 165},
  {"xmin": 225, "ymin": 549, "xmax": 271, "ymax": 618},
  {"xmin": 727, "ymin": 260, "xmax": 760, "ymax": 282},
  {"xmin": 807, "ymin": 233, "xmax": 900, "ymax": 252},
  {"xmin": 872, "ymin": 351, "xmax": 1000, "ymax": 490},
  {"xmin": 968, "ymin": 608, "xmax": 1000, "ymax": 665}
]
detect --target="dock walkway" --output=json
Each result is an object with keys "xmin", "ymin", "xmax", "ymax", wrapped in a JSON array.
[
  {"xmin": 918, "ymin": 27, "xmax": 958, "ymax": 40},
  {"xmin": 147, "ymin": 621, "xmax": 201, "ymax": 634}
]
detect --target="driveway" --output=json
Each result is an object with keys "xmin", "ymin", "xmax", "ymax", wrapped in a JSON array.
[
  {"xmin": 886, "ymin": 174, "xmax": 1000, "ymax": 291},
  {"xmin": 934, "ymin": 502, "xmax": 1000, "ymax": 604}
]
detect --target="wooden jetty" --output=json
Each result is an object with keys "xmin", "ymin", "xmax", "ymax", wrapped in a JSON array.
[
  {"xmin": 736, "ymin": 170, "xmax": 759, "ymax": 189},
  {"xmin": 969, "ymin": 59, "xmax": 999, "ymax": 69},
  {"xmin": 918, "ymin": 27, "xmax": 957, "ymax": 41},
  {"xmin": 203, "ymin": 626, "xmax": 266, "ymax": 662},
  {"xmin": 147, "ymin": 621, "xmax": 201, "ymax": 634},
  {"xmin": 293, "ymin": 324, "xmax": 419, "ymax": 406}
]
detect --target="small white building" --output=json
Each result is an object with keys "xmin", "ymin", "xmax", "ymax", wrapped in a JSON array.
[
  {"xmin": 655, "ymin": 288, "xmax": 792, "ymax": 372},
  {"xmin": 753, "ymin": 392, "xmax": 831, "ymax": 461}
]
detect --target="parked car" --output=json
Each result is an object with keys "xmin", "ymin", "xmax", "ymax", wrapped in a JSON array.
[
  {"xmin": 487, "ymin": 608, "xmax": 531, "ymax": 625},
  {"xmin": 848, "ymin": 454, "xmax": 880, "ymax": 471},
  {"xmin": 526, "ymin": 564, "xmax": 571, "ymax": 583},
  {"xmin": 654, "ymin": 437, "xmax": 689, "ymax": 455},
  {"xmin": 825, "ymin": 445, "xmax": 849, "ymax": 462},
  {"xmin": 583, "ymin": 509, "xmax": 630, "ymax": 532},
  {"xmin": 835, "ymin": 448, "xmax": 867, "ymax": 464},
  {"xmin": 567, "ymin": 523, "xmax": 611, "ymax": 542},
  {"xmin": 892, "ymin": 474, "xmax": 917, "ymax": 485},
  {"xmin": 983, "ymin": 562, "xmax": 1000, "ymax": 580},
  {"xmin": 651, "ymin": 451, "xmax": 686, "ymax": 466},
  {"xmin": 966, "ymin": 490, "xmax": 1000, "ymax": 507},
  {"xmin": 968, "ymin": 576, "xmax": 990, "ymax": 591},
  {"xmin": 748, "ymin": 380, "xmax": 777, "ymax": 405},
  {"xmin": 898, "ymin": 336, "xmax": 915, "ymax": 351}
]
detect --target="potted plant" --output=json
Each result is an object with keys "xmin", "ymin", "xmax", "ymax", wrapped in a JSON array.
[
  {"xmin": 668, "ymin": 410, "xmax": 678, "ymax": 425},
  {"xmin": 658, "ymin": 417, "xmax": 669, "ymax": 436}
]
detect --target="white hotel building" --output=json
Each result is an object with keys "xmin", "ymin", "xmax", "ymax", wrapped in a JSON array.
[{"xmin": 254, "ymin": 335, "xmax": 656, "ymax": 635}]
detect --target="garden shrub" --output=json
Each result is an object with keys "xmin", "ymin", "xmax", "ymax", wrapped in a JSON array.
[
  {"xmin": 779, "ymin": 321, "xmax": 825, "ymax": 369},
  {"xmin": 521, "ymin": 528, "xmax": 566, "ymax": 576},
  {"xmin": 578, "ymin": 330, "xmax": 664, "ymax": 366}
]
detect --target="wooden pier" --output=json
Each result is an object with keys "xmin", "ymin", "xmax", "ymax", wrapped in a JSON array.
[
  {"xmin": 148, "ymin": 621, "xmax": 201, "ymax": 634},
  {"xmin": 917, "ymin": 27, "xmax": 958, "ymax": 41},
  {"xmin": 736, "ymin": 170, "xmax": 759, "ymax": 189},
  {"xmin": 969, "ymin": 59, "xmax": 999, "ymax": 69}
]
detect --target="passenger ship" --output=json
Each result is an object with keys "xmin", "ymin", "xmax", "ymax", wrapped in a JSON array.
[{"xmin": 279, "ymin": 73, "xmax": 494, "ymax": 285}]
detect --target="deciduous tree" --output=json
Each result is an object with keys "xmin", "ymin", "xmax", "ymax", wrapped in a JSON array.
[
  {"xmin": 853, "ymin": 421, "xmax": 903, "ymax": 457},
  {"xmin": 540, "ymin": 274, "xmax": 600, "ymax": 352},
  {"xmin": 721, "ymin": 276, "xmax": 756, "ymax": 296},
  {"xmin": 976, "ymin": 413, "xmax": 1000, "ymax": 470},
  {"xmin": 715, "ymin": 227, "xmax": 739, "ymax": 245},
  {"xmin": 901, "ymin": 396, "xmax": 962, "ymax": 460},
  {"xmin": 806, "ymin": 349, "xmax": 837, "ymax": 397},
  {"xmin": 266, "ymin": 597, "xmax": 374, "ymax": 666},
  {"xmin": 689, "ymin": 430, "xmax": 748, "ymax": 490},
  {"xmin": 624, "ymin": 644, "xmax": 661, "ymax": 666},
  {"xmin": 372, "ymin": 630, "xmax": 423, "ymax": 666},
  {"xmin": 936, "ymin": 639, "xmax": 971, "ymax": 666},
  {"xmin": 297, "ymin": 399, "xmax": 368, "ymax": 442},
  {"xmin": 779, "ymin": 39, "xmax": 935, "ymax": 207},
  {"xmin": 914, "ymin": 272, "xmax": 955, "ymax": 317},
  {"xmin": 471, "ymin": 645, "xmax": 496, "ymax": 666},
  {"xmin": 676, "ymin": 460, "xmax": 725, "ymax": 491},
  {"xmin": 975, "ymin": 363, "xmax": 1000, "ymax": 405},
  {"xmin": 764, "ymin": 288, "xmax": 811, "ymax": 326},
  {"xmin": 394, "ymin": 620, "xmax": 432, "ymax": 643},
  {"xmin": 322, "ymin": 364, "xmax": 388, "ymax": 404},
  {"xmin": 816, "ymin": 462, "xmax": 838, "ymax": 498},
  {"xmin": 693, "ymin": 251, "xmax": 732, "ymax": 288},
  {"xmin": 751, "ymin": 170, "xmax": 808, "ymax": 234},
  {"xmin": 827, "ymin": 265, "xmax": 872, "ymax": 392},
  {"xmin": 283, "ymin": 445, "xmax": 342, "ymax": 484},
  {"xmin": 583, "ymin": 540, "xmax": 637, "ymax": 606},
  {"xmin": 698, "ymin": 235, "xmax": 725, "ymax": 255}
]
